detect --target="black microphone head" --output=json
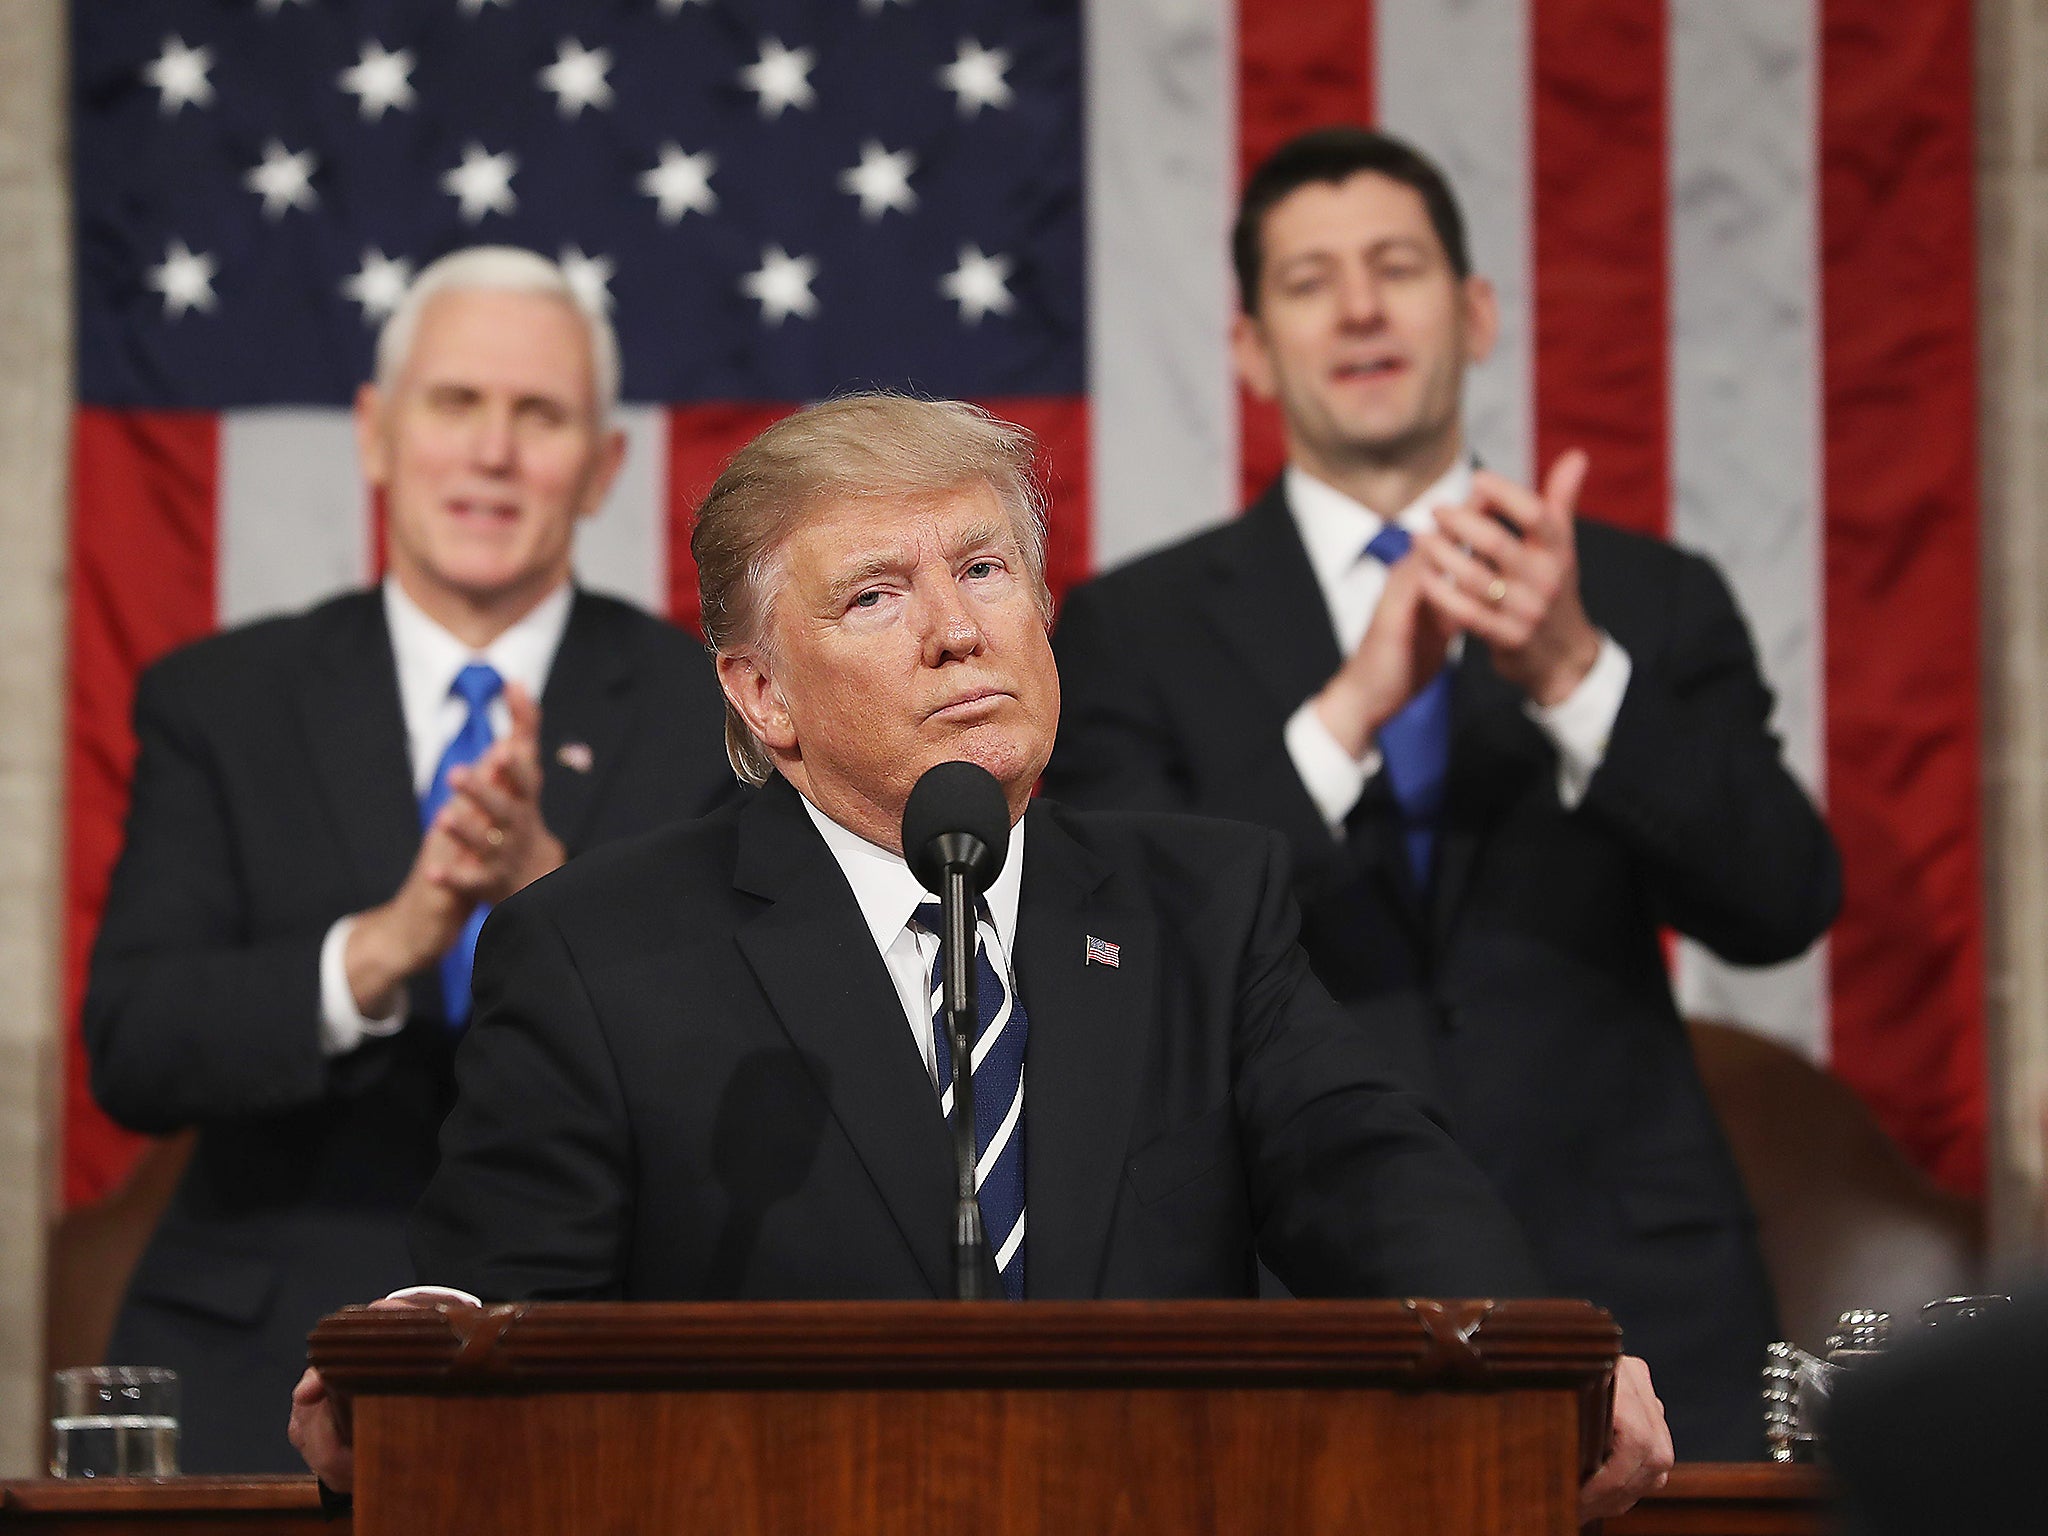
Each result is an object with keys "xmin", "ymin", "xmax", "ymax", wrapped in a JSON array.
[{"xmin": 902, "ymin": 761, "xmax": 1012, "ymax": 895}]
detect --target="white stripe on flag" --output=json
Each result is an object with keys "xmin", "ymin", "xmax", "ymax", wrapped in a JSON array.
[
  {"xmin": 1376, "ymin": 0, "xmax": 1535, "ymax": 487},
  {"xmin": 572, "ymin": 403, "xmax": 668, "ymax": 615},
  {"xmin": 1085, "ymin": 0, "xmax": 1237, "ymax": 570},
  {"xmin": 1668, "ymin": 0, "xmax": 1829, "ymax": 1057},
  {"xmin": 219, "ymin": 409, "xmax": 368, "ymax": 626}
]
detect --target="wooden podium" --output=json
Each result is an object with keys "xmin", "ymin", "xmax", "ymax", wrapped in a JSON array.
[{"xmin": 309, "ymin": 1297, "xmax": 1619, "ymax": 1535}]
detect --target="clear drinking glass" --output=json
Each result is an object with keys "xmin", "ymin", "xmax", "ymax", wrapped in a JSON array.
[{"xmin": 48, "ymin": 1366, "xmax": 179, "ymax": 1478}]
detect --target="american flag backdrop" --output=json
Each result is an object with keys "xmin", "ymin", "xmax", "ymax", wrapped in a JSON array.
[{"xmin": 64, "ymin": 0, "xmax": 1982, "ymax": 1205}]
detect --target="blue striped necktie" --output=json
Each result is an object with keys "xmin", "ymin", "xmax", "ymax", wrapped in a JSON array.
[
  {"xmin": 915, "ymin": 898, "xmax": 1028, "ymax": 1300},
  {"xmin": 419, "ymin": 662, "xmax": 503, "ymax": 1027},
  {"xmin": 1364, "ymin": 524, "xmax": 1452, "ymax": 888}
]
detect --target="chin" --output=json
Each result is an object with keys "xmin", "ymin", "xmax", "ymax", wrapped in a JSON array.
[
  {"xmin": 953, "ymin": 732, "xmax": 1050, "ymax": 804},
  {"xmin": 440, "ymin": 560, "xmax": 540, "ymax": 603}
]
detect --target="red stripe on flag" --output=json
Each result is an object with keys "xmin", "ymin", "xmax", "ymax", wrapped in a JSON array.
[
  {"xmin": 1236, "ymin": 0, "xmax": 1376, "ymax": 183},
  {"xmin": 1235, "ymin": 0, "xmax": 1377, "ymax": 508},
  {"xmin": 1531, "ymin": 0, "xmax": 1669, "ymax": 539},
  {"xmin": 63, "ymin": 408, "xmax": 220, "ymax": 1207},
  {"xmin": 977, "ymin": 397, "xmax": 1090, "ymax": 604},
  {"xmin": 1820, "ymin": 0, "xmax": 1983, "ymax": 1195},
  {"xmin": 664, "ymin": 404, "xmax": 802, "ymax": 638}
]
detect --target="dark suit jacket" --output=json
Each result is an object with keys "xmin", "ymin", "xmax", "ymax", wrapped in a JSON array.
[
  {"xmin": 1044, "ymin": 482, "xmax": 1843, "ymax": 1457},
  {"xmin": 83, "ymin": 587, "xmax": 738, "ymax": 1471},
  {"xmin": 410, "ymin": 775, "xmax": 1545, "ymax": 1306}
]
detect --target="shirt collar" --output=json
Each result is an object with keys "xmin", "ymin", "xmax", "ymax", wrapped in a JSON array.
[
  {"xmin": 800, "ymin": 791, "xmax": 1026, "ymax": 960},
  {"xmin": 1284, "ymin": 457, "xmax": 1475, "ymax": 589},
  {"xmin": 383, "ymin": 574, "xmax": 575, "ymax": 725}
]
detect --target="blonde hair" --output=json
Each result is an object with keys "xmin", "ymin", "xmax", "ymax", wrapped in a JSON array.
[
  {"xmin": 692, "ymin": 393, "xmax": 1051, "ymax": 785},
  {"xmin": 375, "ymin": 246, "xmax": 620, "ymax": 421}
]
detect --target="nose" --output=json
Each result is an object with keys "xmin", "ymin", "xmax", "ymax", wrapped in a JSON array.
[
  {"xmin": 469, "ymin": 401, "xmax": 516, "ymax": 474},
  {"xmin": 1335, "ymin": 265, "xmax": 1384, "ymax": 327},
  {"xmin": 919, "ymin": 585, "xmax": 986, "ymax": 667}
]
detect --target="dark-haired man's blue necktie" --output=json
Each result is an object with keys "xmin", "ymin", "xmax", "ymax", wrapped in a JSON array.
[
  {"xmin": 1364, "ymin": 525, "xmax": 1451, "ymax": 889},
  {"xmin": 419, "ymin": 662, "xmax": 503, "ymax": 1027},
  {"xmin": 916, "ymin": 898, "xmax": 1028, "ymax": 1300}
]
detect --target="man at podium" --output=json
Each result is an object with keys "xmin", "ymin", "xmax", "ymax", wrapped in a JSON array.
[{"xmin": 291, "ymin": 394, "xmax": 1673, "ymax": 1520}]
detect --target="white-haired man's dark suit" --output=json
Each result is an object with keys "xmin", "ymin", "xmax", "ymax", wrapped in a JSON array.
[{"xmin": 85, "ymin": 587, "xmax": 738, "ymax": 1472}]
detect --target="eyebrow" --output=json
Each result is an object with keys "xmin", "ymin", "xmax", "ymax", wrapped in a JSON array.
[
  {"xmin": 946, "ymin": 518, "xmax": 1012, "ymax": 559},
  {"xmin": 818, "ymin": 518, "xmax": 1016, "ymax": 606},
  {"xmin": 1272, "ymin": 236, "xmax": 1435, "ymax": 275},
  {"xmin": 823, "ymin": 550, "xmax": 911, "ymax": 604},
  {"xmin": 418, "ymin": 379, "xmax": 580, "ymax": 415}
]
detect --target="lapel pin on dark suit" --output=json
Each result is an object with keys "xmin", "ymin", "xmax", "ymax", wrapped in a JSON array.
[
  {"xmin": 1085, "ymin": 935, "xmax": 1120, "ymax": 968},
  {"xmin": 555, "ymin": 741, "xmax": 594, "ymax": 773}
]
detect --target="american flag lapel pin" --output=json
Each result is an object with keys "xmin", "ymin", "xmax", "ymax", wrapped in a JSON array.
[
  {"xmin": 555, "ymin": 741, "xmax": 594, "ymax": 774},
  {"xmin": 1085, "ymin": 934, "xmax": 1120, "ymax": 968}
]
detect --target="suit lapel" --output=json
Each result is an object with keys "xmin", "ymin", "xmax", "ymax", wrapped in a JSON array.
[
  {"xmin": 297, "ymin": 592, "xmax": 421, "ymax": 907},
  {"xmin": 731, "ymin": 781, "xmax": 957, "ymax": 1299},
  {"xmin": 538, "ymin": 592, "xmax": 638, "ymax": 852},
  {"xmin": 1199, "ymin": 487, "xmax": 1345, "ymax": 716},
  {"xmin": 1014, "ymin": 806, "xmax": 1155, "ymax": 1298}
]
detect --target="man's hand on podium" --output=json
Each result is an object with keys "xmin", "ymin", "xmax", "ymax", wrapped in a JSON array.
[
  {"xmin": 286, "ymin": 1365, "xmax": 352, "ymax": 1493},
  {"xmin": 1581, "ymin": 1354, "xmax": 1674, "ymax": 1522},
  {"xmin": 288, "ymin": 1292, "xmax": 470, "ymax": 1494}
]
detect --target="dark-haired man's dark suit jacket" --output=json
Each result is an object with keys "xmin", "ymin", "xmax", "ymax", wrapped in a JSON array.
[
  {"xmin": 1044, "ymin": 481, "xmax": 1843, "ymax": 1459},
  {"xmin": 408, "ymin": 775, "xmax": 1545, "ymax": 1308},
  {"xmin": 84, "ymin": 587, "xmax": 738, "ymax": 1472}
]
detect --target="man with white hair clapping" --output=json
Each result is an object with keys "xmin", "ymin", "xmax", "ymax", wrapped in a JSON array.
[{"xmin": 84, "ymin": 246, "xmax": 736, "ymax": 1471}]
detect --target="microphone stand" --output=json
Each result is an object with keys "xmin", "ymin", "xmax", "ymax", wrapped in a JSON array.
[{"xmin": 939, "ymin": 863, "xmax": 990, "ymax": 1299}]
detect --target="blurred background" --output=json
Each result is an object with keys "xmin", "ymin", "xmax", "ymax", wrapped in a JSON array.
[{"xmin": 0, "ymin": 0, "xmax": 2041, "ymax": 1475}]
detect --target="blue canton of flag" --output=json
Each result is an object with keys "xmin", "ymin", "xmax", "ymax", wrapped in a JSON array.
[{"xmin": 74, "ymin": 0, "xmax": 1085, "ymax": 411}]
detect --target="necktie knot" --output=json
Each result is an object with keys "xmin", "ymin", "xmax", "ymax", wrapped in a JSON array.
[
  {"xmin": 1365, "ymin": 524, "xmax": 1413, "ymax": 566},
  {"xmin": 450, "ymin": 662, "xmax": 504, "ymax": 713},
  {"xmin": 913, "ymin": 895, "xmax": 991, "ymax": 934}
]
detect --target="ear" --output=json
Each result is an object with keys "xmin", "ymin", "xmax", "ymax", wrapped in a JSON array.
[
  {"xmin": 353, "ymin": 383, "xmax": 390, "ymax": 491},
  {"xmin": 1230, "ymin": 311, "xmax": 1280, "ymax": 403},
  {"xmin": 1460, "ymin": 275, "xmax": 1499, "ymax": 367},
  {"xmin": 717, "ymin": 650, "xmax": 797, "ymax": 754},
  {"xmin": 576, "ymin": 426, "xmax": 629, "ymax": 523}
]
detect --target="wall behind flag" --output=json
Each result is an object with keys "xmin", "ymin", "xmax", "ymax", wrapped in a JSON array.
[{"xmin": 0, "ymin": 0, "xmax": 73, "ymax": 1476}]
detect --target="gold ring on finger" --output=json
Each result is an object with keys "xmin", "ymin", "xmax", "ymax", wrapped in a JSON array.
[
  {"xmin": 1485, "ymin": 577, "xmax": 1509, "ymax": 607},
  {"xmin": 485, "ymin": 826, "xmax": 505, "ymax": 848}
]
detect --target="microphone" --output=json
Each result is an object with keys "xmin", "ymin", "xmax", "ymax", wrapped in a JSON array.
[{"xmin": 901, "ymin": 761, "xmax": 1012, "ymax": 1301}]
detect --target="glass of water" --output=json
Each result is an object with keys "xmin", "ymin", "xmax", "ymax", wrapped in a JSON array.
[{"xmin": 49, "ymin": 1366, "xmax": 179, "ymax": 1478}]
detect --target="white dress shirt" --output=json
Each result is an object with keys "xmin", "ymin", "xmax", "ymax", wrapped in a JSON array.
[
  {"xmin": 316, "ymin": 577, "xmax": 575, "ymax": 1057},
  {"xmin": 801, "ymin": 794, "xmax": 1026, "ymax": 1089},
  {"xmin": 1278, "ymin": 461, "xmax": 1632, "ymax": 831}
]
